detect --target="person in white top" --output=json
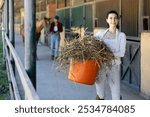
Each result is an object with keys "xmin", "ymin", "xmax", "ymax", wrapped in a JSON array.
[{"xmin": 95, "ymin": 10, "xmax": 126, "ymax": 100}]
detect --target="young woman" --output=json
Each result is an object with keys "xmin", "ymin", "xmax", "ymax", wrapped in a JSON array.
[
  {"xmin": 50, "ymin": 15, "xmax": 63, "ymax": 60},
  {"xmin": 95, "ymin": 11, "xmax": 126, "ymax": 100}
]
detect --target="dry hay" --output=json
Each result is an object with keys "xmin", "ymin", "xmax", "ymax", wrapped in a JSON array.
[{"xmin": 57, "ymin": 36, "xmax": 115, "ymax": 70}]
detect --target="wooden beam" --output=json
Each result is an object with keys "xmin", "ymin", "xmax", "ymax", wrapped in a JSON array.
[
  {"xmin": 24, "ymin": 0, "xmax": 36, "ymax": 89},
  {"xmin": 5, "ymin": 45, "xmax": 21, "ymax": 100},
  {"xmin": 93, "ymin": 0, "xmax": 96, "ymax": 29},
  {"xmin": 2, "ymin": 1, "xmax": 6, "ymax": 64},
  {"xmin": 56, "ymin": 0, "xmax": 58, "ymax": 8},
  {"xmin": 5, "ymin": 34, "xmax": 39, "ymax": 100},
  {"xmin": 9, "ymin": 0, "xmax": 15, "ymax": 46},
  {"xmin": 5, "ymin": 0, "xmax": 9, "ymax": 36},
  {"xmin": 121, "ymin": 46, "xmax": 140, "ymax": 80},
  {"xmin": 139, "ymin": 0, "xmax": 144, "ymax": 35},
  {"xmin": 9, "ymin": 0, "xmax": 15, "ymax": 75},
  {"xmin": 65, "ymin": 0, "xmax": 67, "ymax": 7}
]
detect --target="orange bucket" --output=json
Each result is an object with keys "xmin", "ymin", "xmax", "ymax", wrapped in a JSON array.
[{"xmin": 68, "ymin": 60, "xmax": 100, "ymax": 85}]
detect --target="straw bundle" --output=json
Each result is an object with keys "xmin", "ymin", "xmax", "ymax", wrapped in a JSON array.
[{"xmin": 57, "ymin": 36, "xmax": 115, "ymax": 70}]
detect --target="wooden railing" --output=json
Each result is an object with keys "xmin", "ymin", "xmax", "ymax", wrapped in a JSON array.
[{"xmin": 3, "ymin": 31, "xmax": 39, "ymax": 100}]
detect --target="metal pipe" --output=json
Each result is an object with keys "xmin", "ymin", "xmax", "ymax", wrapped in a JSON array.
[{"xmin": 24, "ymin": 0, "xmax": 36, "ymax": 89}]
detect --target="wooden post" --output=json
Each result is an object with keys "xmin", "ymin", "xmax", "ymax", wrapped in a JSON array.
[
  {"xmin": 93, "ymin": 0, "xmax": 96, "ymax": 30},
  {"xmin": 24, "ymin": 0, "xmax": 36, "ymax": 89},
  {"xmin": 65, "ymin": 0, "xmax": 67, "ymax": 7},
  {"xmin": 9, "ymin": 0, "xmax": 15, "ymax": 75},
  {"xmin": 56, "ymin": 0, "xmax": 58, "ymax": 8},
  {"xmin": 139, "ymin": 0, "xmax": 143, "ymax": 35},
  {"xmin": 3, "ymin": 2, "xmax": 6, "ymax": 30},
  {"xmin": 119, "ymin": 0, "xmax": 122, "ymax": 31},
  {"xmin": 39, "ymin": 1, "xmax": 41, "ymax": 19},
  {"xmin": 2, "ymin": 0, "xmax": 8, "ymax": 70},
  {"xmin": 6, "ymin": 0, "xmax": 9, "ymax": 36},
  {"xmin": 2, "ymin": 5, "xmax": 6, "ymax": 70}
]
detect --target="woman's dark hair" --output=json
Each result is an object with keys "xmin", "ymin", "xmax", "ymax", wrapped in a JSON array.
[
  {"xmin": 106, "ymin": 10, "xmax": 119, "ymax": 19},
  {"xmin": 106, "ymin": 10, "xmax": 119, "ymax": 29}
]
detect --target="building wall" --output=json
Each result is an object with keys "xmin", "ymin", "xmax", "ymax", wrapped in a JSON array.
[
  {"xmin": 36, "ymin": 1, "xmax": 48, "ymax": 19},
  {"xmin": 48, "ymin": 1, "xmax": 65, "ymax": 18},
  {"xmin": 95, "ymin": 0, "xmax": 139, "ymax": 37},
  {"xmin": 121, "ymin": 0, "xmax": 139, "ymax": 37},
  {"xmin": 58, "ymin": 0, "xmax": 65, "ymax": 8},
  {"xmin": 72, "ymin": 0, "xmax": 84, "ymax": 6},
  {"xmin": 143, "ymin": 0, "xmax": 150, "ymax": 30},
  {"xmin": 141, "ymin": 32, "xmax": 150, "ymax": 99},
  {"xmin": 85, "ymin": 4, "xmax": 93, "ymax": 31},
  {"xmin": 56, "ymin": 2, "xmax": 93, "ymax": 31},
  {"xmin": 95, "ymin": 0, "xmax": 119, "ymax": 28},
  {"xmin": 48, "ymin": 3, "xmax": 57, "ymax": 18},
  {"xmin": 66, "ymin": 0, "xmax": 71, "ymax": 6},
  {"xmin": 56, "ymin": 9, "xmax": 65, "ymax": 26},
  {"xmin": 41, "ymin": 1, "xmax": 47, "ymax": 11},
  {"xmin": 48, "ymin": 2, "xmax": 57, "ymax": 18},
  {"xmin": 144, "ymin": 0, "xmax": 150, "ymax": 16}
]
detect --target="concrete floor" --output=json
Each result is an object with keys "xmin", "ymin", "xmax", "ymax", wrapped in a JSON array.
[{"xmin": 15, "ymin": 33, "xmax": 145, "ymax": 100}]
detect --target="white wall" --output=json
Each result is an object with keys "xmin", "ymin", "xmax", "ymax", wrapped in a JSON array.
[{"xmin": 141, "ymin": 32, "xmax": 150, "ymax": 99}]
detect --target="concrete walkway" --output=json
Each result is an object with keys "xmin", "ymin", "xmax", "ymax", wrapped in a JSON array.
[{"xmin": 15, "ymin": 33, "xmax": 145, "ymax": 100}]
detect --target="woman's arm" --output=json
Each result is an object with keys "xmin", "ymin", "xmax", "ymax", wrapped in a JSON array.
[
  {"xmin": 50, "ymin": 23, "xmax": 54, "ymax": 32},
  {"xmin": 113, "ymin": 33, "xmax": 126, "ymax": 57},
  {"xmin": 59, "ymin": 23, "xmax": 63, "ymax": 32},
  {"xmin": 95, "ymin": 31, "xmax": 103, "ymax": 41}
]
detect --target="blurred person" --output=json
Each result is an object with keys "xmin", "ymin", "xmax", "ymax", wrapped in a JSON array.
[{"xmin": 50, "ymin": 15, "xmax": 63, "ymax": 60}]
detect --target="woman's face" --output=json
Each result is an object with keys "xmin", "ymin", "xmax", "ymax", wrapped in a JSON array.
[
  {"xmin": 54, "ymin": 18, "xmax": 58, "ymax": 23},
  {"xmin": 106, "ymin": 13, "xmax": 118, "ymax": 28}
]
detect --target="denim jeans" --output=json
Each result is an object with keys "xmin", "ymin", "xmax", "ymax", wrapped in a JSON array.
[{"xmin": 50, "ymin": 33, "xmax": 60, "ymax": 57}]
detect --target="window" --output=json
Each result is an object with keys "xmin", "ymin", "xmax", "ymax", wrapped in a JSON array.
[
  {"xmin": 58, "ymin": 0, "xmax": 65, "ymax": 8},
  {"xmin": 143, "ymin": 16, "xmax": 150, "ymax": 31},
  {"xmin": 36, "ymin": 4, "xmax": 40, "ymax": 12},
  {"xmin": 85, "ymin": 0, "xmax": 94, "ymax": 2},
  {"xmin": 41, "ymin": 1, "xmax": 46, "ymax": 11},
  {"xmin": 72, "ymin": 0, "xmax": 84, "ymax": 6},
  {"xmin": 49, "ymin": 0, "xmax": 56, "ymax": 4},
  {"xmin": 41, "ymin": 13, "xmax": 47, "ymax": 19},
  {"xmin": 66, "ymin": 0, "xmax": 71, "ymax": 6}
]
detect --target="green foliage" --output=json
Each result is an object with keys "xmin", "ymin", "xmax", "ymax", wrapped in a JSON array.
[{"xmin": 0, "ymin": 31, "xmax": 9, "ymax": 100}]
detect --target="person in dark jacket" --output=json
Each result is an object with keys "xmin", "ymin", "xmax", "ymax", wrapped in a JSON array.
[{"xmin": 50, "ymin": 15, "xmax": 63, "ymax": 60}]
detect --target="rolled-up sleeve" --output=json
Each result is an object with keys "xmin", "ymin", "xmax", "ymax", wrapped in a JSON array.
[
  {"xmin": 95, "ymin": 32, "xmax": 103, "ymax": 41},
  {"xmin": 114, "ymin": 33, "xmax": 126, "ymax": 57}
]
